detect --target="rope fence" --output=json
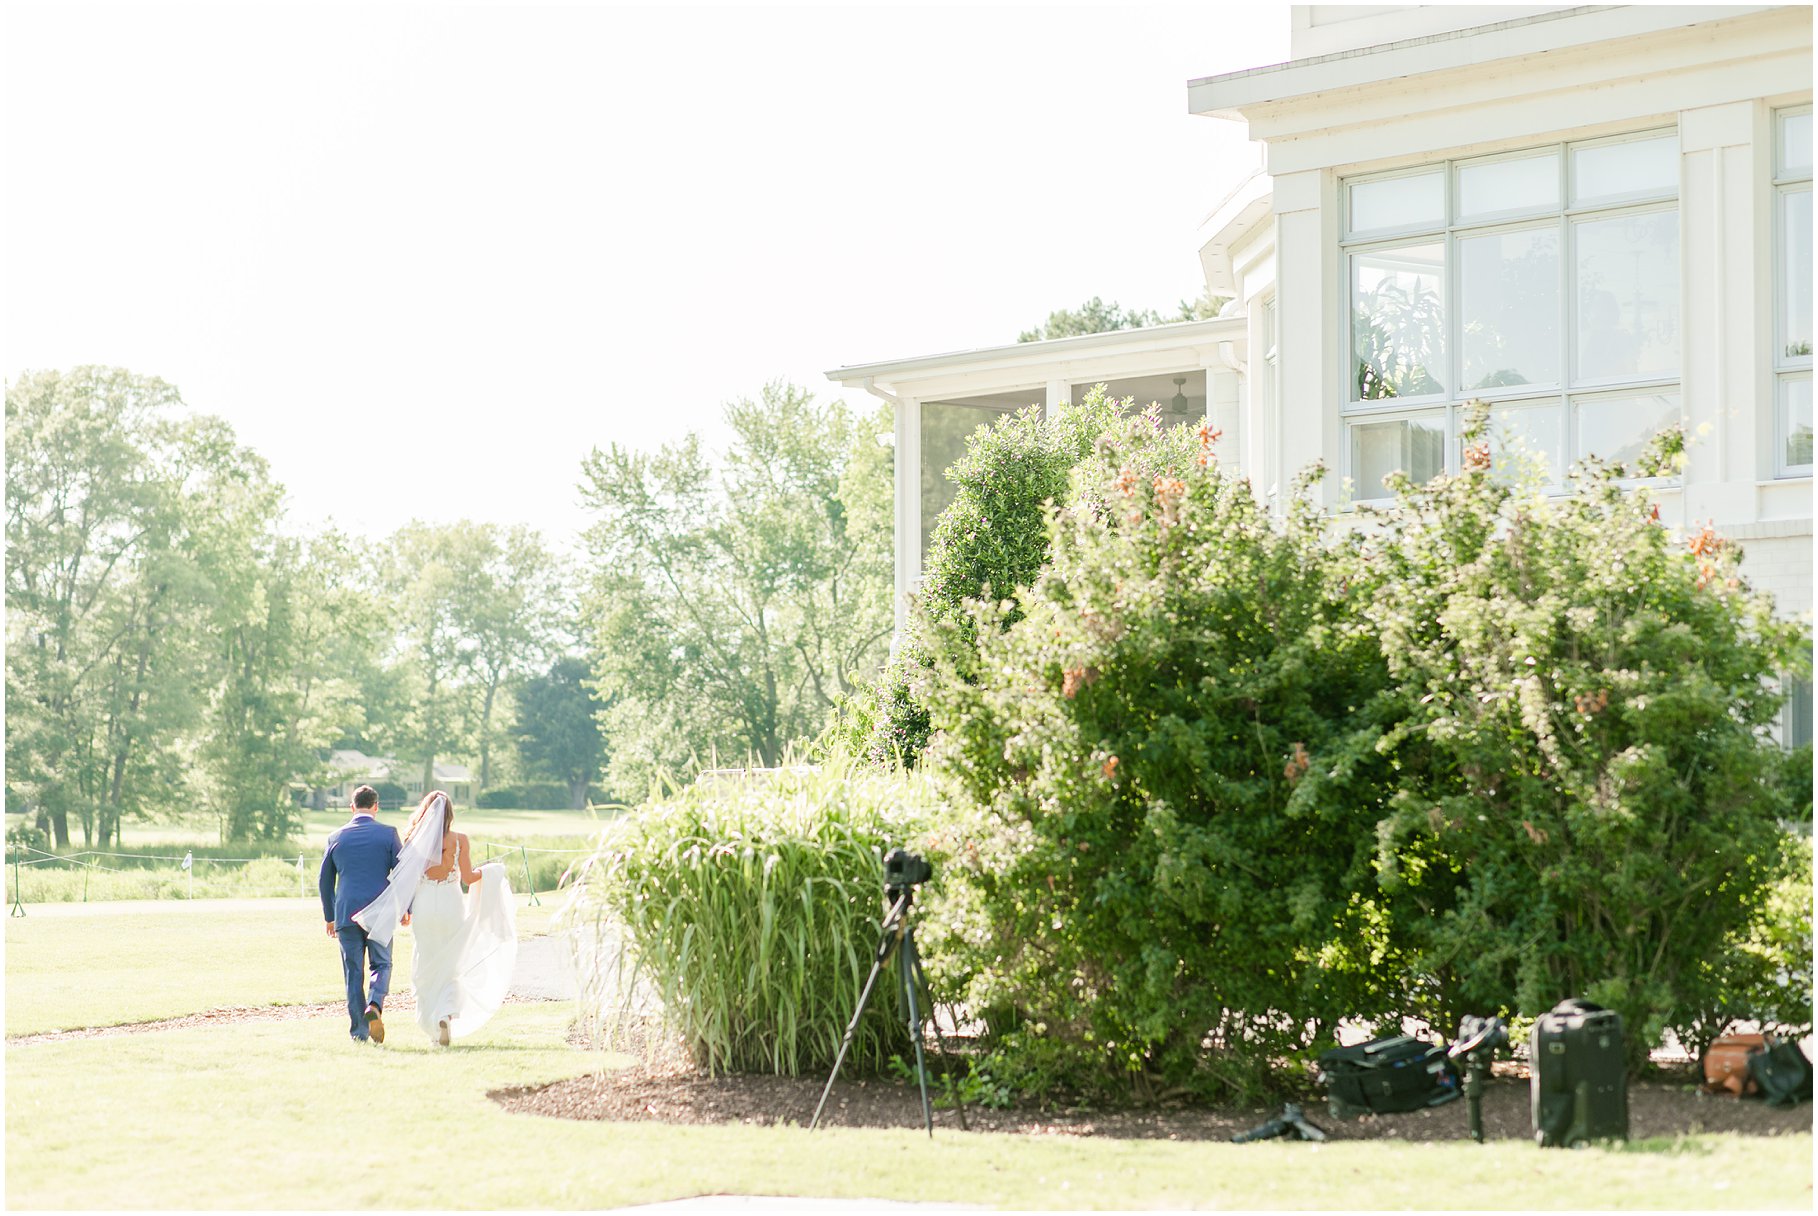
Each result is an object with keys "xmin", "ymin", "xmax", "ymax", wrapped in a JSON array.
[{"xmin": 5, "ymin": 839, "xmax": 599, "ymax": 915}]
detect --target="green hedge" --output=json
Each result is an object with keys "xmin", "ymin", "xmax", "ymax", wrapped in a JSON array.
[{"xmin": 915, "ymin": 406, "xmax": 1810, "ymax": 1099}]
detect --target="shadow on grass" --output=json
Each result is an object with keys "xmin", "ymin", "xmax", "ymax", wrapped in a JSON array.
[{"xmin": 1612, "ymin": 1135, "xmax": 1717, "ymax": 1156}]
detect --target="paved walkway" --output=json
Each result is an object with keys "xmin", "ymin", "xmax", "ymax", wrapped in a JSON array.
[{"xmin": 615, "ymin": 1202, "xmax": 981, "ymax": 1214}]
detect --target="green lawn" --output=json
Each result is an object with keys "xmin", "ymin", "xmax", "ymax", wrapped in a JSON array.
[
  {"xmin": 6, "ymin": 901, "xmax": 1812, "ymax": 1210},
  {"xmin": 5, "ymin": 895, "xmax": 562, "ymax": 1036},
  {"xmin": 7, "ymin": 806, "xmax": 616, "ymax": 848}
]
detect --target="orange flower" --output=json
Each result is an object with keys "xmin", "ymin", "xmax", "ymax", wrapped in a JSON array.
[
  {"xmin": 1462, "ymin": 441, "xmax": 1492, "ymax": 473},
  {"xmin": 1102, "ymin": 756, "xmax": 1119, "ymax": 779},
  {"xmin": 1283, "ymin": 742, "xmax": 1310, "ymax": 784},
  {"xmin": 1196, "ymin": 422, "xmax": 1223, "ymax": 447},
  {"xmin": 1115, "ymin": 467, "xmax": 1138, "ymax": 496},
  {"xmin": 1062, "ymin": 667, "xmax": 1086, "ymax": 699}
]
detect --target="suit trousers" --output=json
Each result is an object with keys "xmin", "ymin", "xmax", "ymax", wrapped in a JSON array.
[{"xmin": 336, "ymin": 923, "xmax": 393, "ymax": 1041}]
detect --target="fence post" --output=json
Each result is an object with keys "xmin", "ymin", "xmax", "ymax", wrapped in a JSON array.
[
  {"xmin": 520, "ymin": 844, "xmax": 540, "ymax": 907},
  {"xmin": 182, "ymin": 850, "xmax": 193, "ymax": 900},
  {"xmin": 297, "ymin": 854, "xmax": 306, "ymax": 898},
  {"xmin": 83, "ymin": 857, "xmax": 90, "ymax": 903},
  {"xmin": 9, "ymin": 846, "xmax": 24, "ymax": 917}
]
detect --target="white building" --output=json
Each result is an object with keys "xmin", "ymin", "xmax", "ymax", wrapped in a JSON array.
[
  {"xmin": 829, "ymin": 4, "xmax": 1812, "ymax": 742},
  {"xmin": 311, "ymin": 749, "xmax": 476, "ymax": 811}
]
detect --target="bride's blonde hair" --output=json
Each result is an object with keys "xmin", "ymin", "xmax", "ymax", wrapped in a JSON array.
[{"xmin": 403, "ymin": 790, "xmax": 453, "ymax": 843}]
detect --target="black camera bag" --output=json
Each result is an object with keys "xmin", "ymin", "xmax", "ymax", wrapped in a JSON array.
[
  {"xmin": 1748, "ymin": 1037, "xmax": 1813, "ymax": 1108},
  {"xmin": 1530, "ymin": 997, "xmax": 1628, "ymax": 1146},
  {"xmin": 1318, "ymin": 1034, "xmax": 1461, "ymax": 1117}
]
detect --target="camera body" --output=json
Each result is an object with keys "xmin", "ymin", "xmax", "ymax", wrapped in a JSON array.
[{"xmin": 883, "ymin": 847, "xmax": 932, "ymax": 893}]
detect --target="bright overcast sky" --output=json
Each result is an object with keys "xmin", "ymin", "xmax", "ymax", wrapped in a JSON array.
[{"xmin": 3, "ymin": 1, "xmax": 1288, "ymax": 547}]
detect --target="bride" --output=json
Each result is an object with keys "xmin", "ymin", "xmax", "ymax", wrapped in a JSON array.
[{"xmin": 353, "ymin": 790, "xmax": 517, "ymax": 1046}]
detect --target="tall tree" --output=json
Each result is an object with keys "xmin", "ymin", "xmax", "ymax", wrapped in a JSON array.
[
  {"xmin": 1017, "ymin": 289, "xmax": 1226, "ymax": 342},
  {"xmin": 578, "ymin": 382, "xmax": 893, "ymax": 791},
  {"xmin": 6, "ymin": 368, "xmax": 271, "ymax": 846},
  {"xmin": 204, "ymin": 530, "xmax": 386, "ymax": 839},
  {"xmin": 515, "ymin": 656, "xmax": 608, "ymax": 809},
  {"xmin": 384, "ymin": 522, "xmax": 479, "ymax": 795},
  {"xmin": 452, "ymin": 524, "xmax": 557, "ymax": 790}
]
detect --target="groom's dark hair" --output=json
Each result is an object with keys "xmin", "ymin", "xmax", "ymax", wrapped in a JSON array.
[{"xmin": 351, "ymin": 785, "xmax": 379, "ymax": 811}]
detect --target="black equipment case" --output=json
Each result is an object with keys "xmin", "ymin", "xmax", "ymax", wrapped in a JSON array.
[
  {"xmin": 1318, "ymin": 1034, "xmax": 1461, "ymax": 1117},
  {"xmin": 1530, "ymin": 997, "xmax": 1629, "ymax": 1146}
]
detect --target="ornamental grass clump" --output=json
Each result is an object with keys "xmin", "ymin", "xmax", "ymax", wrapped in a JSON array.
[{"xmin": 565, "ymin": 758, "xmax": 938, "ymax": 1076}]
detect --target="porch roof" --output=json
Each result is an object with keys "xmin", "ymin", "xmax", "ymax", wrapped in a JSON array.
[{"xmin": 826, "ymin": 314, "xmax": 1247, "ymax": 399}]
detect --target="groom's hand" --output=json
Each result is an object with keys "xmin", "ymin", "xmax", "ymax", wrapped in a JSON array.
[
  {"xmin": 401, "ymin": 913, "xmax": 411, "ymax": 927},
  {"xmin": 325, "ymin": 921, "xmax": 336, "ymax": 938}
]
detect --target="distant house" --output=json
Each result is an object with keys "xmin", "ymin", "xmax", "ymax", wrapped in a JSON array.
[{"xmin": 312, "ymin": 749, "xmax": 476, "ymax": 811}]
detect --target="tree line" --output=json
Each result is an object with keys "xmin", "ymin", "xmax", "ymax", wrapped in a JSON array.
[{"xmin": 6, "ymin": 368, "xmax": 893, "ymax": 847}]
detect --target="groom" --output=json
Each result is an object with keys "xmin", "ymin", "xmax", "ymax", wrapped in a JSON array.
[{"xmin": 318, "ymin": 785, "xmax": 403, "ymax": 1044}]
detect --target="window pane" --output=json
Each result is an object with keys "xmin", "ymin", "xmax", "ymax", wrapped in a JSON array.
[
  {"xmin": 1351, "ymin": 243, "xmax": 1446, "ymax": 401},
  {"xmin": 1574, "ymin": 392, "xmax": 1681, "ymax": 469},
  {"xmin": 1350, "ymin": 415, "xmax": 1446, "ymax": 494},
  {"xmin": 1457, "ymin": 152, "xmax": 1559, "ymax": 222},
  {"xmin": 1782, "ymin": 376, "xmax": 1813, "ymax": 471},
  {"xmin": 1460, "ymin": 226, "xmax": 1560, "ymax": 390},
  {"xmin": 1781, "ymin": 110, "xmax": 1813, "ymax": 180},
  {"xmin": 1468, "ymin": 402, "xmax": 1563, "ymax": 483},
  {"xmin": 1573, "ymin": 211, "xmax": 1680, "ymax": 383},
  {"xmin": 1571, "ymin": 134, "xmax": 1677, "ymax": 206},
  {"xmin": 1782, "ymin": 187, "xmax": 1812, "ymax": 361},
  {"xmin": 1350, "ymin": 171, "xmax": 1444, "ymax": 235},
  {"xmin": 920, "ymin": 401, "xmax": 1011, "ymax": 560},
  {"xmin": 1787, "ymin": 677, "xmax": 1813, "ymax": 751}
]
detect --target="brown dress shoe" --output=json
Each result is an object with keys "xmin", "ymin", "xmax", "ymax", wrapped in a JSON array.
[
  {"xmin": 365, "ymin": 1004, "xmax": 385, "ymax": 1044},
  {"xmin": 438, "ymin": 1018, "xmax": 451, "ymax": 1047}
]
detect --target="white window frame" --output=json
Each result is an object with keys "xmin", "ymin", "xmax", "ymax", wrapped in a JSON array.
[
  {"xmin": 1339, "ymin": 129, "xmax": 1682, "ymax": 502},
  {"xmin": 1773, "ymin": 105, "xmax": 1812, "ymax": 479}
]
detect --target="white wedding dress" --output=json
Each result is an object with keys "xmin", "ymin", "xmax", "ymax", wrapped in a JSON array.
[{"xmin": 409, "ymin": 853, "xmax": 517, "ymax": 1043}]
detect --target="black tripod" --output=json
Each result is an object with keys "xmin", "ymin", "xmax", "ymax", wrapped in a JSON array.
[
  {"xmin": 1448, "ymin": 1015, "xmax": 1509, "ymax": 1144},
  {"xmin": 809, "ymin": 882, "xmax": 969, "ymax": 1136}
]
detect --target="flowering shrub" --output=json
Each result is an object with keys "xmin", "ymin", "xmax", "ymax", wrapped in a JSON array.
[
  {"xmin": 918, "ymin": 418, "xmax": 1399, "ymax": 1102},
  {"xmin": 1360, "ymin": 412, "xmax": 1810, "ymax": 1061},
  {"xmin": 836, "ymin": 388, "xmax": 1126, "ymax": 766},
  {"xmin": 911, "ymin": 402, "xmax": 1808, "ymax": 1098}
]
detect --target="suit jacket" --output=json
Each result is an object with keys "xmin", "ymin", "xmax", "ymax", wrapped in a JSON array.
[{"xmin": 318, "ymin": 816, "xmax": 403, "ymax": 928}]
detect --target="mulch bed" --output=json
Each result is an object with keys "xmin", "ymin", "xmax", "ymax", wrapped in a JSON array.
[{"xmin": 494, "ymin": 1058, "xmax": 1815, "ymax": 1142}]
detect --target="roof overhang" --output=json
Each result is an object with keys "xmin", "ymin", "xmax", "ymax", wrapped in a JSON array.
[
  {"xmin": 1197, "ymin": 171, "xmax": 1274, "ymax": 298},
  {"xmin": 1188, "ymin": 5, "xmax": 1781, "ymax": 120},
  {"xmin": 827, "ymin": 315, "xmax": 1248, "ymax": 402}
]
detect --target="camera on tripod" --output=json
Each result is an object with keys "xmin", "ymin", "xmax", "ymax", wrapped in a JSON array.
[{"xmin": 883, "ymin": 848, "xmax": 932, "ymax": 894}]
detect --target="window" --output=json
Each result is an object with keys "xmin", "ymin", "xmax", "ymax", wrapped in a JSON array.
[
  {"xmin": 1342, "ymin": 131, "xmax": 1681, "ymax": 498},
  {"xmin": 1775, "ymin": 106, "xmax": 1812, "ymax": 478},
  {"xmin": 1784, "ymin": 675, "xmax": 1812, "ymax": 752},
  {"xmin": 920, "ymin": 394, "xmax": 1033, "ymax": 561}
]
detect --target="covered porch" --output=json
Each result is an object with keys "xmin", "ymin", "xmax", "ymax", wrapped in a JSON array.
[{"xmin": 828, "ymin": 315, "xmax": 1248, "ymax": 632}]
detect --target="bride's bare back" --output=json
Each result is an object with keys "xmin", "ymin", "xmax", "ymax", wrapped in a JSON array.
[{"xmin": 424, "ymin": 832, "xmax": 482, "ymax": 884}]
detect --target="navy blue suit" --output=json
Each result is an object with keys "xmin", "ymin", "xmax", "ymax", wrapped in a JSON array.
[{"xmin": 318, "ymin": 815, "xmax": 403, "ymax": 1041}]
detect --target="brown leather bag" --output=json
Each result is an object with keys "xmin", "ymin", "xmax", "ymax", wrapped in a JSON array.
[{"xmin": 1703, "ymin": 1033, "xmax": 1768, "ymax": 1096}]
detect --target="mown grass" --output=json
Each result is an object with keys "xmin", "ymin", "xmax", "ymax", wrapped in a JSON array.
[
  {"xmin": 4, "ymin": 819, "xmax": 602, "ymax": 905},
  {"xmin": 6, "ymin": 1001, "xmax": 1811, "ymax": 1210},
  {"xmin": 5, "ymin": 805, "xmax": 614, "ymax": 848},
  {"xmin": 5, "ymin": 895, "xmax": 560, "ymax": 1036},
  {"xmin": 6, "ymin": 902, "xmax": 1811, "ymax": 1210}
]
